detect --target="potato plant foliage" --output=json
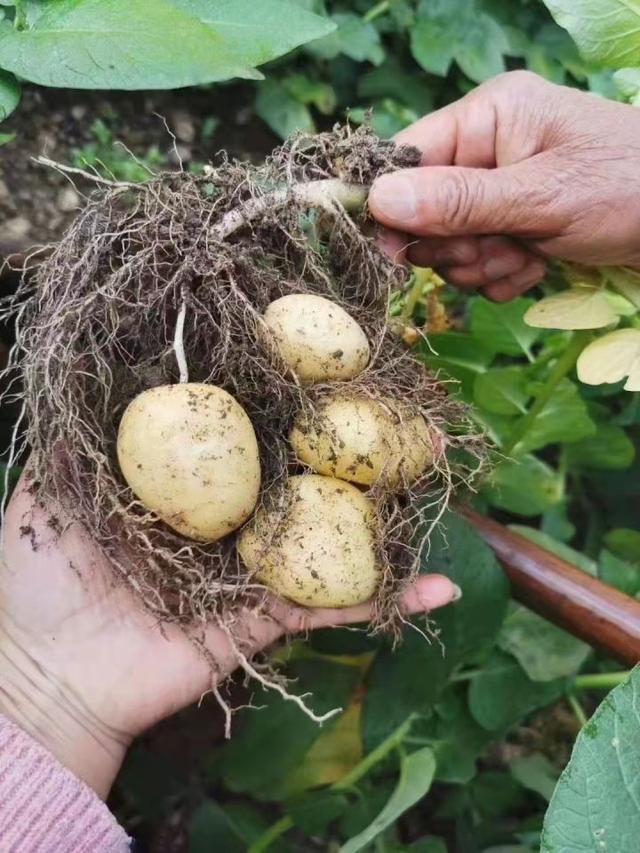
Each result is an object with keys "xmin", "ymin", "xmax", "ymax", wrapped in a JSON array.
[{"xmin": 1, "ymin": 0, "xmax": 640, "ymax": 851}]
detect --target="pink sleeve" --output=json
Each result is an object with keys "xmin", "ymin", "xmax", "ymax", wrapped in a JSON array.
[{"xmin": 0, "ymin": 714, "xmax": 131, "ymax": 853}]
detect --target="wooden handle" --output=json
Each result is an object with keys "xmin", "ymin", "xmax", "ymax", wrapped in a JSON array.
[{"xmin": 463, "ymin": 509, "xmax": 640, "ymax": 666}]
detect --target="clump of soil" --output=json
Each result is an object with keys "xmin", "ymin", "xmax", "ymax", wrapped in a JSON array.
[{"xmin": 2, "ymin": 124, "xmax": 485, "ymax": 688}]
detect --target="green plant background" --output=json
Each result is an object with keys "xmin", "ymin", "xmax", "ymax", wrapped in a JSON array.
[{"xmin": 2, "ymin": 0, "xmax": 640, "ymax": 850}]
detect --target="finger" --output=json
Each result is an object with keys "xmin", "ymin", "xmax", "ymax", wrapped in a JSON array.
[
  {"xmin": 407, "ymin": 236, "xmax": 481, "ymax": 268},
  {"xmin": 375, "ymin": 226, "xmax": 409, "ymax": 264},
  {"xmin": 276, "ymin": 574, "xmax": 461, "ymax": 633},
  {"xmin": 439, "ymin": 237, "xmax": 535, "ymax": 289},
  {"xmin": 395, "ymin": 71, "xmax": 551, "ymax": 169},
  {"xmin": 482, "ymin": 259, "xmax": 547, "ymax": 302},
  {"xmin": 369, "ymin": 157, "xmax": 564, "ymax": 239}
]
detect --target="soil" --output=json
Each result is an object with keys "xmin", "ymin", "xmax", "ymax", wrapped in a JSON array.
[{"xmin": 0, "ymin": 82, "xmax": 279, "ymax": 257}]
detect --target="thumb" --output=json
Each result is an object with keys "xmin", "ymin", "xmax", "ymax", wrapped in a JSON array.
[{"xmin": 369, "ymin": 163, "xmax": 553, "ymax": 238}]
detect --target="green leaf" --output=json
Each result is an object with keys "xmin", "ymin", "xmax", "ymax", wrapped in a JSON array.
[
  {"xmin": 219, "ymin": 658, "xmax": 359, "ymax": 799},
  {"xmin": 470, "ymin": 297, "xmax": 541, "ymax": 359},
  {"xmin": 283, "ymin": 73, "xmax": 336, "ymax": 114},
  {"xmin": 287, "ymin": 790, "xmax": 349, "ymax": 834},
  {"xmin": 0, "ymin": 69, "xmax": 19, "ymax": 121},
  {"xmin": 410, "ymin": 0, "xmax": 510, "ymax": 83},
  {"xmin": 255, "ymin": 78, "xmax": 314, "ymax": 139},
  {"xmin": 363, "ymin": 629, "xmax": 449, "ymax": 751},
  {"xmin": 564, "ymin": 421, "xmax": 636, "ymax": 470},
  {"xmin": 358, "ymin": 56, "xmax": 434, "ymax": 115},
  {"xmin": 513, "ymin": 379, "xmax": 596, "ymax": 454},
  {"xmin": 349, "ymin": 99, "xmax": 419, "ymax": 138},
  {"xmin": 510, "ymin": 754, "xmax": 560, "ymax": 803},
  {"xmin": 0, "ymin": 130, "xmax": 15, "ymax": 145},
  {"xmin": 309, "ymin": 12, "xmax": 384, "ymax": 64},
  {"xmin": 473, "ymin": 367, "xmax": 530, "ymax": 416},
  {"xmin": 541, "ymin": 666, "xmax": 640, "ymax": 851},
  {"xmin": 420, "ymin": 331, "xmax": 494, "ymax": 399},
  {"xmin": 0, "ymin": 0, "xmax": 262, "ymax": 88},
  {"xmin": 510, "ymin": 525, "xmax": 598, "ymax": 576},
  {"xmin": 469, "ymin": 650, "xmax": 566, "ymax": 732},
  {"xmin": 423, "ymin": 510, "xmax": 510, "ymax": 668},
  {"xmin": 604, "ymin": 528, "xmax": 640, "ymax": 565},
  {"xmin": 498, "ymin": 603, "xmax": 590, "ymax": 682},
  {"xmin": 171, "ymin": 0, "xmax": 335, "ymax": 67},
  {"xmin": 189, "ymin": 801, "xmax": 245, "ymax": 853},
  {"xmin": 599, "ymin": 549, "xmax": 640, "ymax": 597},
  {"xmin": 425, "ymin": 687, "xmax": 494, "ymax": 784},
  {"xmin": 542, "ymin": 0, "xmax": 640, "ymax": 69},
  {"xmin": 340, "ymin": 748, "xmax": 436, "ymax": 853},
  {"xmin": 483, "ymin": 455, "xmax": 564, "ymax": 517}
]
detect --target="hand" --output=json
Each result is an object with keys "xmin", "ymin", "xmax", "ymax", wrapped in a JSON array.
[
  {"xmin": 369, "ymin": 70, "xmax": 640, "ymax": 301},
  {"xmin": 0, "ymin": 476, "xmax": 458, "ymax": 798}
]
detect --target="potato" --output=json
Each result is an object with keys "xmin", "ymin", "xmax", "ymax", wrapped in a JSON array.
[
  {"xmin": 237, "ymin": 474, "xmax": 379, "ymax": 608},
  {"xmin": 263, "ymin": 294, "xmax": 370, "ymax": 382},
  {"xmin": 117, "ymin": 383, "xmax": 260, "ymax": 541},
  {"xmin": 290, "ymin": 395, "xmax": 434, "ymax": 487}
]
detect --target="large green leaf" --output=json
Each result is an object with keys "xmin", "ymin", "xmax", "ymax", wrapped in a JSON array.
[
  {"xmin": 542, "ymin": 0, "xmax": 640, "ymax": 69},
  {"xmin": 340, "ymin": 748, "xmax": 436, "ymax": 853},
  {"xmin": 255, "ymin": 78, "xmax": 314, "ymax": 138},
  {"xmin": 423, "ymin": 510, "xmax": 510, "ymax": 667},
  {"xmin": 474, "ymin": 367, "xmax": 530, "ymax": 416},
  {"xmin": 171, "ymin": 0, "xmax": 335, "ymax": 67},
  {"xmin": 541, "ymin": 666, "xmax": 640, "ymax": 852},
  {"xmin": 513, "ymin": 379, "xmax": 596, "ymax": 454},
  {"xmin": 363, "ymin": 629, "xmax": 449, "ymax": 751},
  {"xmin": 0, "ymin": 0, "xmax": 331, "ymax": 89},
  {"xmin": 510, "ymin": 754, "xmax": 560, "ymax": 803},
  {"xmin": 483, "ymin": 455, "xmax": 564, "ymax": 517},
  {"xmin": 308, "ymin": 12, "xmax": 384, "ymax": 64},
  {"xmin": 564, "ymin": 421, "xmax": 636, "ymax": 470},
  {"xmin": 469, "ymin": 650, "xmax": 566, "ymax": 732},
  {"xmin": 411, "ymin": 0, "xmax": 510, "ymax": 83},
  {"xmin": 470, "ymin": 297, "xmax": 542, "ymax": 359},
  {"xmin": 219, "ymin": 658, "xmax": 359, "ymax": 799},
  {"xmin": 0, "ymin": 69, "xmax": 20, "ymax": 120},
  {"xmin": 498, "ymin": 603, "xmax": 590, "ymax": 682}
]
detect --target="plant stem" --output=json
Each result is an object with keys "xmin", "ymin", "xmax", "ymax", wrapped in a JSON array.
[
  {"xmin": 334, "ymin": 713, "xmax": 416, "ymax": 791},
  {"xmin": 502, "ymin": 330, "xmax": 591, "ymax": 455},
  {"xmin": 248, "ymin": 714, "xmax": 416, "ymax": 853},
  {"xmin": 574, "ymin": 671, "xmax": 631, "ymax": 691},
  {"xmin": 364, "ymin": 0, "xmax": 392, "ymax": 24},
  {"xmin": 212, "ymin": 178, "xmax": 368, "ymax": 241},
  {"xmin": 13, "ymin": 0, "xmax": 27, "ymax": 30},
  {"xmin": 567, "ymin": 692, "xmax": 588, "ymax": 728}
]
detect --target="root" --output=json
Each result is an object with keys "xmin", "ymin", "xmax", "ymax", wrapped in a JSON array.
[
  {"xmin": 217, "ymin": 619, "xmax": 342, "ymax": 726},
  {"xmin": 3, "ymin": 124, "xmax": 488, "ymax": 709}
]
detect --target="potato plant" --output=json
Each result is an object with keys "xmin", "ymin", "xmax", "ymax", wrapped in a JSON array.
[{"xmin": 1, "ymin": 0, "xmax": 640, "ymax": 851}]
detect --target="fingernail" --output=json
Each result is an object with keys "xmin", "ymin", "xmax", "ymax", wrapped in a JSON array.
[
  {"xmin": 370, "ymin": 174, "xmax": 418, "ymax": 223},
  {"xmin": 483, "ymin": 255, "xmax": 525, "ymax": 280},
  {"xmin": 451, "ymin": 583, "xmax": 463, "ymax": 602}
]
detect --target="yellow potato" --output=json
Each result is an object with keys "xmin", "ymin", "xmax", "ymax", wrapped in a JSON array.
[
  {"xmin": 237, "ymin": 474, "xmax": 379, "ymax": 608},
  {"xmin": 290, "ymin": 396, "xmax": 434, "ymax": 487},
  {"xmin": 263, "ymin": 294, "xmax": 370, "ymax": 382},
  {"xmin": 117, "ymin": 383, "xmax": 260, "ymax": 541}
]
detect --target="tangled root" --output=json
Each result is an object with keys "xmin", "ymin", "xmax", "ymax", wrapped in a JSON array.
[{"xmin": 2, "ymin": 125, "xmax": 486, "ymax": 659}]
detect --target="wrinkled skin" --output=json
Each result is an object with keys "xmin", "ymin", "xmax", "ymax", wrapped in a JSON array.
[{"xmin": 370, "ymin": 71, "xmax": 640, "ymax": 301}]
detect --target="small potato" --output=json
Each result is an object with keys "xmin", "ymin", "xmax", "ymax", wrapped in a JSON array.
[
  {"xmin": 263, "ymin": 293, "xmax": 370, "ymax": 383},
  {"xmin": 117, "ymin": 383, "xmax": 260, "ymax": 541},
  {"xmin": 237, "ymin": 474, "xmax": 379, "ymax": 608},
  {"xmin": 290, "ymin": 395, "xmax": 434, "ymax": 487}
]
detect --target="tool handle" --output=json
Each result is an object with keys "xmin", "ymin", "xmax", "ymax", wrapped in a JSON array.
[{"xmin": 464, "ymin": 509, "xmax": 640, "ymax": 666}]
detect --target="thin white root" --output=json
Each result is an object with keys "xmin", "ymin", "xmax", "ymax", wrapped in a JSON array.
[
  {"xmin": 212, "ymin": 683, "xmax": 233, "ymax": 739},
  {"xmin": 218, "ymin": 621, "xmax": 342, "ymax": 725},
  {"xmin": 33, "ymin": 156, "xmax": 136, "ymax": 189},
  {"xmin": 212, "ymin": 178, "xmax": 368, "ymax": 241},
  {"xmin": 174, "ymin": 301, "xmax": 189, "ymax": 383}
]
